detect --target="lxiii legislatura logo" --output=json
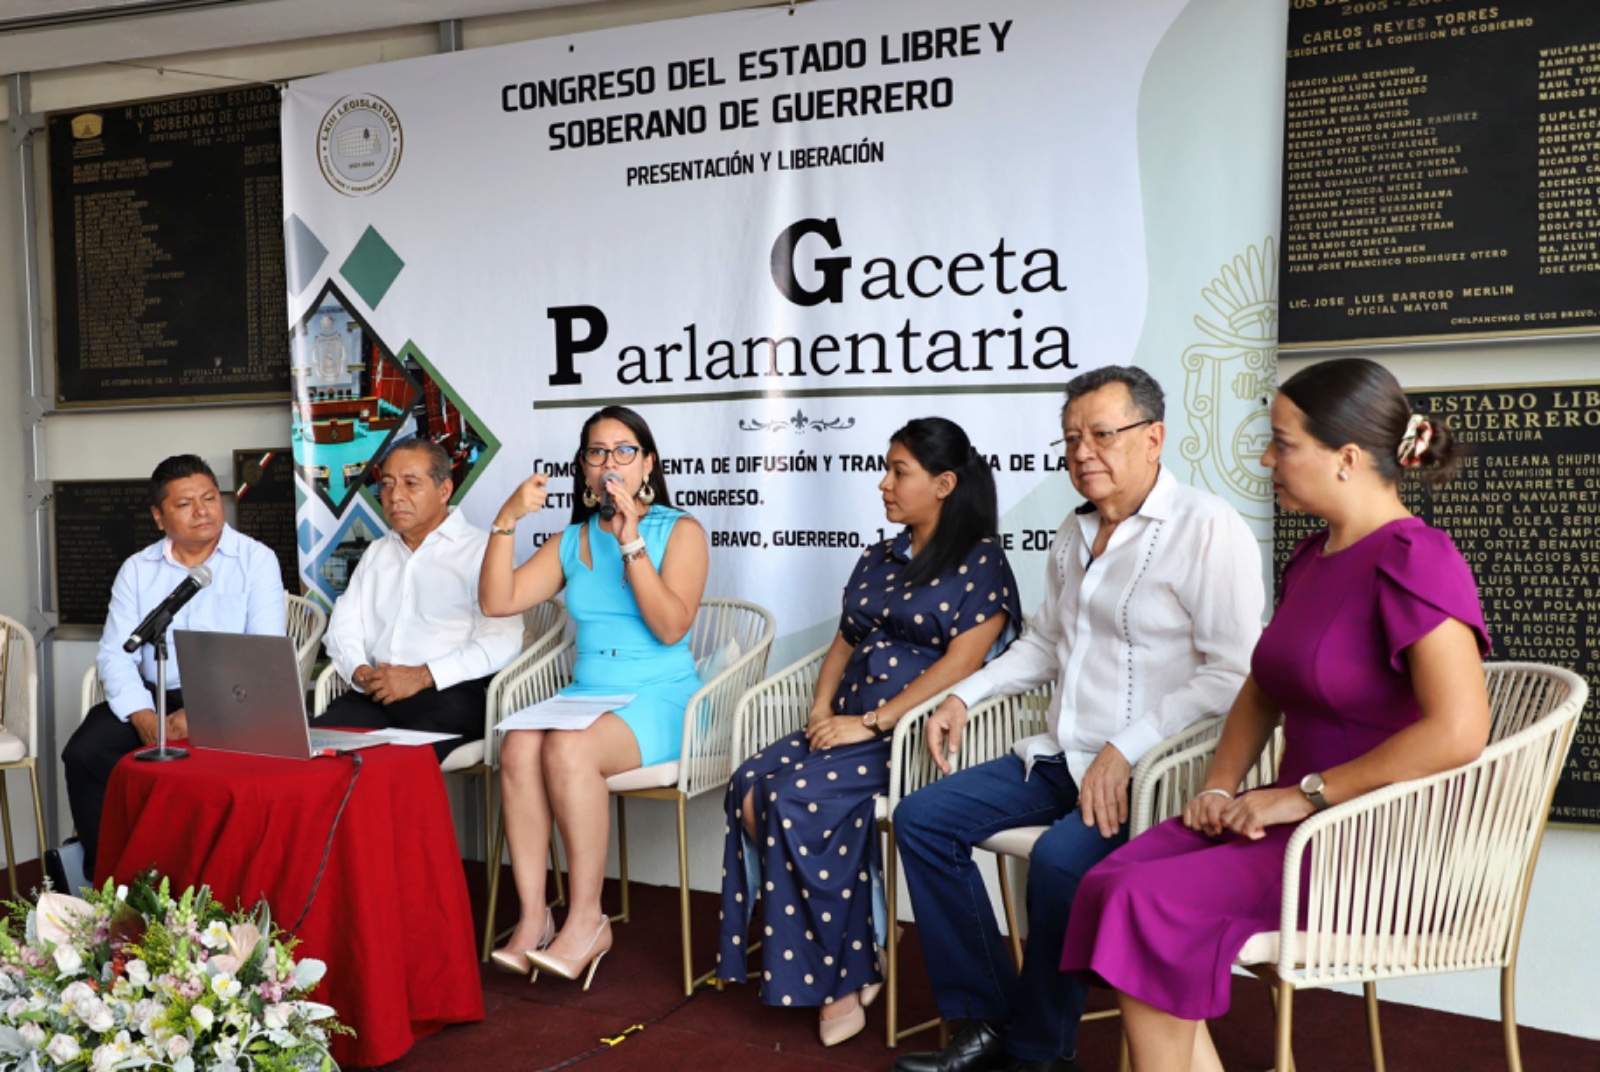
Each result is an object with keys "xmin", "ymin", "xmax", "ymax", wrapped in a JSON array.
[{"xmin": 317, "ymin": 93, "xmax": 403, "ymax": 196}]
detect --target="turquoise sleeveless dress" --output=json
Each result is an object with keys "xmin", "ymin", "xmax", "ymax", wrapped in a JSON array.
[{"xmin": 556, "ymin": 507, "xmax": 699, "ymax": 767}]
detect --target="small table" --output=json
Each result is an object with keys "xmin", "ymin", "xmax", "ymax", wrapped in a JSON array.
[{"xmin": 98, "ymin": 741, "xmax": 484, "ymax": 1067}]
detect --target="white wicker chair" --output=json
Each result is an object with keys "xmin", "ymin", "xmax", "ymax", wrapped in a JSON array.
[
  {"xmin": 314, "ymin": 601, "xmax": 568, "ymax": 868},
  {"xmin": 963, "ymin": 704, "xmax": 1231, "ymax": 1072},
  {"xmin": 483, "ymin": 598, "xmax": 776, "ymax": 994},
  {"xmin": 0, "ymin": 616, "xmax": 48, "ymax": 897},
  {"xmin": 728, "ymin": 645, "xmax": 1031, "ymax": 1047},
  {"xmin": 1133, "ymin": 662, "xmax": 1587, "ymax": 1072},
  {"xmin": 284, "ymin": 593, "xmax": 328, "ymax": 686},
  {"xmin": 79, "ymin": 593, "xmax": 336, "ymax": 719}
]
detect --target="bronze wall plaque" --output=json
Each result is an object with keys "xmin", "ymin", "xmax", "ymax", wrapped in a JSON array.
[
  {"xmin": 48, "ymin": 87, "xmax": 289, "ymax": 406},
  {"xmin": 1280, "ymin": 2, "xmax": 1600, "ymax": 347}
]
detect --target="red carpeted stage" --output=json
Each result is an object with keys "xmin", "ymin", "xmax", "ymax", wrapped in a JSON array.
[{"xmin": 372, "ymin": 865, "xmax": 1600, "ymax": 1072}]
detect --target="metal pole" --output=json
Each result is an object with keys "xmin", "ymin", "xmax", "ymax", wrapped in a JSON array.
[{"xmin": 7, "ymin": 71, "xmax": 58, "ymax": 846}]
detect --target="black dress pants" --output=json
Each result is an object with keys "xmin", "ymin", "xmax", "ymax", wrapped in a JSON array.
[
  {"xmin": 62, "ymin": 688, "xmax": 183, "ymax": 882},
  {"xmin": 310, "ymin": 676, "xmax": 490, "ymax": 763}
]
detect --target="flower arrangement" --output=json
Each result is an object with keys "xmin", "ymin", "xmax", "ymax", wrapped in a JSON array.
[{"xmin": 0, "ymin": 871, "xmax": 345, "ymax": 1071}]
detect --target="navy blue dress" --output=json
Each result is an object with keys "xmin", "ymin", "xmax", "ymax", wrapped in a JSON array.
[{"xmin": 716, "ymin": 532, "xmax": 1022, "ymax": 1007}]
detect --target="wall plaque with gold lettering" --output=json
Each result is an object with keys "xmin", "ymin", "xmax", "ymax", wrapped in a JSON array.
[
  {"xmin": 1273, "ymin": 382, "xmax": 1600, "ymax": 828},
  {"xmin": 48, "ymin": 86, "xmax": 288, "ymax": 406},
  {"xmin": 52, "ymin": 481, "xmax": 162, "ymax": 630},
  {"xmin": 1279, "ymin": 1, "xmax": 1600, "ymax": 348}
]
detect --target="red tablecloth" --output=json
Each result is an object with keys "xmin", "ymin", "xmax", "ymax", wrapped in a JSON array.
[{"xmin": 98, "ymin": 742, "xmax": 484, "ymax": 1067}]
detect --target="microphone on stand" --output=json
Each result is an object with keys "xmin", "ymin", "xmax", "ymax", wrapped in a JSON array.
[
  {"xmin": 598, "ymin": 469, "xmax": 622, "ymax": 521},
  {"xmin": 124, "ymin": 565, "xmax": 212, "ymax": 653}
]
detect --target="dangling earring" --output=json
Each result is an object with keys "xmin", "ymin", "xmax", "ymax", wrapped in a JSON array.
[
  {"xmin": 582, "ymin": 486, "xmax": 600, "ymax": 508},
  {"xmin": 636, "ymin": 482, "xmax": 656, "ymax": 506}
]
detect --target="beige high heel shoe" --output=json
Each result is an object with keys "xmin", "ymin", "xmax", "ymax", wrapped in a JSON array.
[
  {"xmin": 819, "ymin": 944, "xmax": 887, "ymax": 1046},
  {"xmin": 818, "ymin": 995, "xmax": 866, "ymax": 1047},
  {"xmin": 526, "ymin": 918, "xmax": 613, "ymax": 990},
  {"xmin": 488, "ymin": 906, "xmax": 555, "ymax": 975}
]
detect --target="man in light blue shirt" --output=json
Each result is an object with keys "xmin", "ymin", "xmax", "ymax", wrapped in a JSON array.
[{"xmin": 62, "ymin": 455, "xmax": 285, "ymax": 878}]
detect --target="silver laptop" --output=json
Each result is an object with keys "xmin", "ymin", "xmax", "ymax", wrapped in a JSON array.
[{"xmin": 173, "ymin": 631, "xmax": 384, "ymax": 759}]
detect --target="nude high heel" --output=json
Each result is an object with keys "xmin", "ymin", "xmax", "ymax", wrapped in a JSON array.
[
  {"xmin": 526, "ymin": 918, "xmax": 613, "ymax": 990},
  {"xmin": 818, "ymin": 997, "xmax": 866, "ymax": 1047},
  {"xmin": 489, "ymin": 906, "xmax": 555, "ymax": 975}
]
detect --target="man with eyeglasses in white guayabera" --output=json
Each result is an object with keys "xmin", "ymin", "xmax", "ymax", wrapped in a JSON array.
[
  {"xmin": 891, "ymin": 366, "xmax": 1264, "ymax": 1072},
  {"xmin": 315, "ymin": 437, "xmax": 523, "ymax": 760}
]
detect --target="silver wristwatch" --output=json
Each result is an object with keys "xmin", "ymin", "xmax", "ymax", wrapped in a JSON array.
[{"xmin": 1299, "ymin": 772, "xmax": 1329, "ymax": 810}]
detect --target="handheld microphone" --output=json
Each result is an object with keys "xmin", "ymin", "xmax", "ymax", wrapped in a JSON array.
[
  {"xmin": 598, "ymin": 469, "xmax": 622, "ymax": 521},
  {"xmin": 123, "ymin": 565, "xmax": 212, "ymax": 652}
]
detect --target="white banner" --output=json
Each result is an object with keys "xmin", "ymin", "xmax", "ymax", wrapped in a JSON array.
[{"xmin": 281, "ymin": 0, "xmax": 1285, "ymax": 644}]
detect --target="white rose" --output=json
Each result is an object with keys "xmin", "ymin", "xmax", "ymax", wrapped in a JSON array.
[
  {"xmin": 165, "ymin": 1035, "xmax": 190, "ymax": 1060},
  {"xmin": 190, "ymin": 1004, "xmax": 214, "ymax": 1031},
  {"xmin": 90, "ymin": 1042, "xmax": 120, "ymax": 1072},
  {"xmin": 125, "ymin": 960, "xmax": 150, "ymax": 988},
  {"xmin": 60, "ymin": 982, "xmax": 94, "ymax": 1005},
  {"xmin": 18, "ymin": 1022, "xmax": 44, "ymax": 1046},
  {"xmin": 53, "ymin": 946, "xmax": 83, "ymax": 975},
  {"xmin": 261, "ymin": 1004, "xmax": 292, "ymax": 1031},
  {"xmin": 5, "ymin": 998, "xmax": 27, "ymax": 1017},
  {"xmin": 85, "ymin": 1002, "xmax": 115, "ymax": 1033},
  {"xmin": 45, "ymin": 1035, "xmax": 81, "ymax": 1063}
]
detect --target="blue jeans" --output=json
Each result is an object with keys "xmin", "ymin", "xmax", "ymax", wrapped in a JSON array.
[{"xmin": 894, "ymin": 754, "xmax": 1128, "ymax": 1063}]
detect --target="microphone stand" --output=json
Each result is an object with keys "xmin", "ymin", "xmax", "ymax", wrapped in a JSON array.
[{"xmin": 135, "ymin": 632, "xmax": 188, "ymax": 763}]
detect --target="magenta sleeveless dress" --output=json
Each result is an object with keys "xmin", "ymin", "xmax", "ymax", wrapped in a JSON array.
[{"xmin": 1059, "ymin": 517, "xmax": 1489, "ymax": 1019}]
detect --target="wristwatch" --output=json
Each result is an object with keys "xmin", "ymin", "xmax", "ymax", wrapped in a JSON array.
[
  {"xmin": 1299, "ymin": 772, "xmax": 1329, "ymax": 810},
  {"xmin": 862, "ymin": 710, "xmax": 890, "ymax": 737}
]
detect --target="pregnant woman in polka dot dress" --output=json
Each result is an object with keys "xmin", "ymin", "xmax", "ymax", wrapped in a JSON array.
[{"xmin": 716, "ymin": 417, "xmax": 1022, "ymax": 1047}]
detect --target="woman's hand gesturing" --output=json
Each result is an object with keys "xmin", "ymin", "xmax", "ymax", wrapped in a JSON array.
[{"xmin": 497, "ymin": 473, "xmax": 549, "ymax": 528}]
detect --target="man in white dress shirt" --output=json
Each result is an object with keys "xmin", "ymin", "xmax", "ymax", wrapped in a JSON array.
[
  {"xmin": 892, "ymin": 367, "xmax": 1264, "ymax": 1072},
  {"xmin": 315, "ymin": 438, "xmax": 522, "ymax": 760}
]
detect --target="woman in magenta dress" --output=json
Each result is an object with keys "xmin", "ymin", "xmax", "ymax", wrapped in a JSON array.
[{"xmin": 1061, "ymin": 358, "xmax": 1492, "ymax": 1072}]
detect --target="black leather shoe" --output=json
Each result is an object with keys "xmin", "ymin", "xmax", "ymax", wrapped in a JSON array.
[
  {"xmin": 1001, "ymin": 1057, "xmax": 1079, "ymax": 1072},
  {"xmin": 893, "ymin": 1022, "xmax": 1008, "ymax": 1072}
]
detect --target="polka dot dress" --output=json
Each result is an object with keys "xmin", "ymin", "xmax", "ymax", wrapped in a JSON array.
[{"xmin": 716, "ymin": 532, "xmax": 1022, "ymax": 1007}]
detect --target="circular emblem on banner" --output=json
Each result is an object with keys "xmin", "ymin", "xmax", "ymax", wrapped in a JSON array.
[{"xmin": 317, "ymin": 94, "xmax": 403, "ymax": 196}]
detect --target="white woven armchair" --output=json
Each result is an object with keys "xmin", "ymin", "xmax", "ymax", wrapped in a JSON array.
[
  {"xmin": 284, "ymin": 593, "xmax": 327, "ymax": 686},
  {"xmin": 0, "ymin": 616, "xmax": 47, "ymax": 897},
  {"xmin": 483, "ymin": 598, "xmax": 776, "ymax": 994},
  {"xmin": 958, "ymin": 697, "xmax": 1228, "ymax": 1072},
  {"xmin": 1133, "ymin": 661, "xmax": 1587, "ymax": 1072},
  {"xmin": 728, "ymin": 642, "xmax": 945, "ymax": 1046}
]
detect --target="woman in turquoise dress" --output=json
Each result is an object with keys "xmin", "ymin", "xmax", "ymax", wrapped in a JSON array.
[{"xmin": 479, "ymin": 405, "xmax": 709, "ymax": 986}]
